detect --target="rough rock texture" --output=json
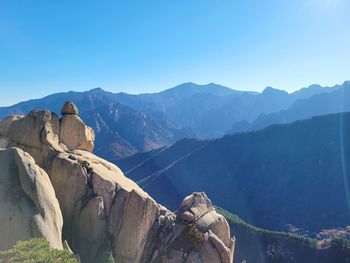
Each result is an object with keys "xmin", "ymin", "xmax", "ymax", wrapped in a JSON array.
[
  {"xmin": 59, "ymin": 114, "xmax": 95, "ymax": 152},
  {"xmin": 61, "ymin": 101, "xmax": 79, "ymax": 115},
  {"xmin": 0, "ymin": 102, "xmax": 235, "ymax": 263},
  {"xmin": 0, "ymin": 115, "xmax": 23, "ymax": 137},
  {"xmin": 0, "ymin": 136, "xmax": 8, "ymax": 148},
  {"xmin": 5, "ymin": 111, "xmax": 63, "ymax": 168},
  {"xmin": 179, "ymin": 193, "xmax": 232, "ymax": 247},
  {"xmin": 0, "ymin": 147, "xmax": 63, "ymax": 250}
]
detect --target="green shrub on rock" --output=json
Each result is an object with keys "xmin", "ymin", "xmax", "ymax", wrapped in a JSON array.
[
  {"xmin": 186, "ymin": 223, "xmax": 205, "ymax": 247},
  {"xmin": 0, "ymin": 238, "xmax": 79, "ymax": 263}
]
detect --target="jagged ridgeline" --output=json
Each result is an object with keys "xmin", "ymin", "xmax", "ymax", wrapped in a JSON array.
[{"xmin": 0, "ymin": 102, "xmax": 234, "ymax": 263}]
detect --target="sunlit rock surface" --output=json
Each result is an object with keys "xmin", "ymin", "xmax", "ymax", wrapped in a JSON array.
[
  {"xmin": 0, "ymin": 102, "xmax": 235, "ymax": 263},
  {"xmin": 0, "ymin": 147, "xmax": 63, "ymax": 250}
]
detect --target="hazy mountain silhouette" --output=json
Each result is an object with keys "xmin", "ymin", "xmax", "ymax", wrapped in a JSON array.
[
  {"xmin": 114, "ymin": 82, "xmax": 339, "ymax": 138},
  {"xmin": 230, "ymin": 81, "xmax": 349, "ymax": 134},
  {"xmin": 0, "ymin": 81, "xmax": 344, "ymax": 157},
  {"xmin": 0, "ymin": 88, "xmax": 194, "ymax": 159}
]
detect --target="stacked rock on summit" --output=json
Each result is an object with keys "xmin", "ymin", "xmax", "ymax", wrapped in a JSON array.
[
  {"xmin": 59, "ymin": 102, "xmax": 95, "ymax": 152},
  {"xmin": 61, "ymin": 101, "xmax": 79, "ymax": 115},
  {"xmin": 0, "ymin": 102, "xmax": 235, "ymax": 263}
]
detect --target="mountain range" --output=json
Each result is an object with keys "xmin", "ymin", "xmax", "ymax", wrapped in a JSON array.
[
  {"xmin": 115, "ymin": 112, "xmax": 350, "ymax": 233},
  {"xmin": 0, "ymin": 88, "xmax": 194, "ymax": 160},
  {"xmin": 113, "ymin": 82, "xmax": 341, "ymax": 138},
  {"xmin": 230, "ymin": 81, "xmax": 350, "ymax": 133},
  {"xmin": 0, "ymin": 81, "xmax": 348, "ymax": 159}
]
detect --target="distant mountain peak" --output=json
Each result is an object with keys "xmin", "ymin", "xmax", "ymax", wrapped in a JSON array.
[
  {"xmin": 307, "ymin": 84, "xmax": 322, "ymax": 89},
  {"xmin": 88, "ymin": 87, "xmax": 106, "ymax": 93},
  {"xmin": 262, "ymin": 86, "xmax": 288, "ymax": 95},
  {"xmin": 343, "ymin": 80, "xmax": 350, "ymax": 86},
  {"xmin": 161, "ymin": 82, "xmax": 240, "ymax": 98}
]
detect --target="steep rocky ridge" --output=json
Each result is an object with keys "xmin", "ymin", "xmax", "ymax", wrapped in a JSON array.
[{"xmin": 0, "ymin": 102, "xmax": 234, "ymax": 263}]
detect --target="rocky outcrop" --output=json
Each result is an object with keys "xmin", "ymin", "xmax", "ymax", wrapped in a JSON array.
[
  {"xmin": 3, "ymin": 111, "xmax": 63, "ymax": 169},
  {"xmin": 0, "ymin": 105, "xmax": 94, "ymax": 167},
  {"xmin": 0, "ymin": 147, "xmax": 63, "ymax": 250},
  {"xmin": 0, "ymin": 115, "xmax": 21, "ymax": 148},
  {"xmin": 0, "ymin": 102, "xmax": 235, "ymax": 263},
  {"xmin": 59, "ymin": 114, "xmax": 95, "ymax": 152},
  {"xmin": 60, "ymin": 101, "xmax": 95, "ymax": 152},
  {"xmin": 140, "ymin": 192, "xmax": 235, "ymax": 263}
]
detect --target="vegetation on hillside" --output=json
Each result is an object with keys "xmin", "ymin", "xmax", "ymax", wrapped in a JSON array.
[
  {"xmin": 216, "ymin": 207, "xmax": 317, "ymax": 246},
  {"xmin": 0, "ymin": 238, "xmax": 79, "ymax": 263},
  {"xmin": 216, "ymin": 207, "xmax": 350, "ymax": 263}
]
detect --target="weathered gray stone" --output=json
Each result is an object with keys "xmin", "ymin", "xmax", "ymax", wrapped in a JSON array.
[
  {"xmin": 179, "ymin": 192, "xmax": 215, "ymax": 220},
  {"xmin": 6, "ymin": 110, "xmax": 63, "ymax": 168},
  {"xmin": 8, "ymin": 110, "xmax": 61, "ymax": 150},
  {"xmin": 78, "ymin": 196, "xmax": 107, "ymax": 263},
  {"xmin": 196, "ymin": 210, "xmax": 231, "ymax": 247},
  {"xmin": 0, "ymin": 136, "xmax": 8, "ymax": 148},
  {"xmin": 59, "ymin": 114, "xmax": 95, "ymax": 152},
  {"xmin": 49, "ymin": 153, "xmax": 88, "ymax": 238},
  {"xmin": 0, "ymin": 115, "xmax": 23, "ymax": 136},
  {"xmin": 0, "ymin": 147, "xmax": 63, "ymax": 250},
  {"xmin": 109, "ymin": 189, "xmax": 159, "ymax": 262}
]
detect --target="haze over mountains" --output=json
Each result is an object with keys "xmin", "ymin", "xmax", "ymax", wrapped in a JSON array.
[
  {"xmin": 114, "ymin": 82, "xmax": 342, "ymax": 138},
  {"xmin": 0, "ymin": 81, "xmax": 348, "ymax": 160},
  {"xmin": 230, "ymin": 81, "xmax": 350, "ymax": 133}
]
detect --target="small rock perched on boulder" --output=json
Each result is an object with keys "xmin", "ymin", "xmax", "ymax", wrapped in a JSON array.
[
  {"xmin": 59, "ymin": 102, "xmax": 95, "ymax": 152},
  {"xmin": 61, "ymin": 101, "xmax": 79, "ymax": 115}
]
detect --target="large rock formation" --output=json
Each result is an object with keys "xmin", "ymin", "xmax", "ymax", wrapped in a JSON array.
[
  {"xmin": 59, "ymin": 102, "xmax": 95, "ymax": 152},
  {"xmin": 0, "ymin": 147, "xmax": 63, "ymax": 250},
  {"xmin": 0, "ymin": 102, "xmax": 235, "ymax": 263}
]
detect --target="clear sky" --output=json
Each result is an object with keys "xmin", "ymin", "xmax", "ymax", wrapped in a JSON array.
[{"xmin": 0, "ymin": 0, "xmax": 349, "ymax": 106}]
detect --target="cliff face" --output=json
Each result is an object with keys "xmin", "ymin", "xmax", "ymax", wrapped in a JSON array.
[
  {"xmin": 0, "ymin": 147, "xmax": 63, "ymax": 250},
  {"xmin": 0, "ymin": 102, "xmax": 235, "ymax": 263}
]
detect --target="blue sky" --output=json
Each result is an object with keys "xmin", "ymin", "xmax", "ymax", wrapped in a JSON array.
[{"xmin": 0, "ymin": 0, "xmax": 349, "ymax": 106}]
